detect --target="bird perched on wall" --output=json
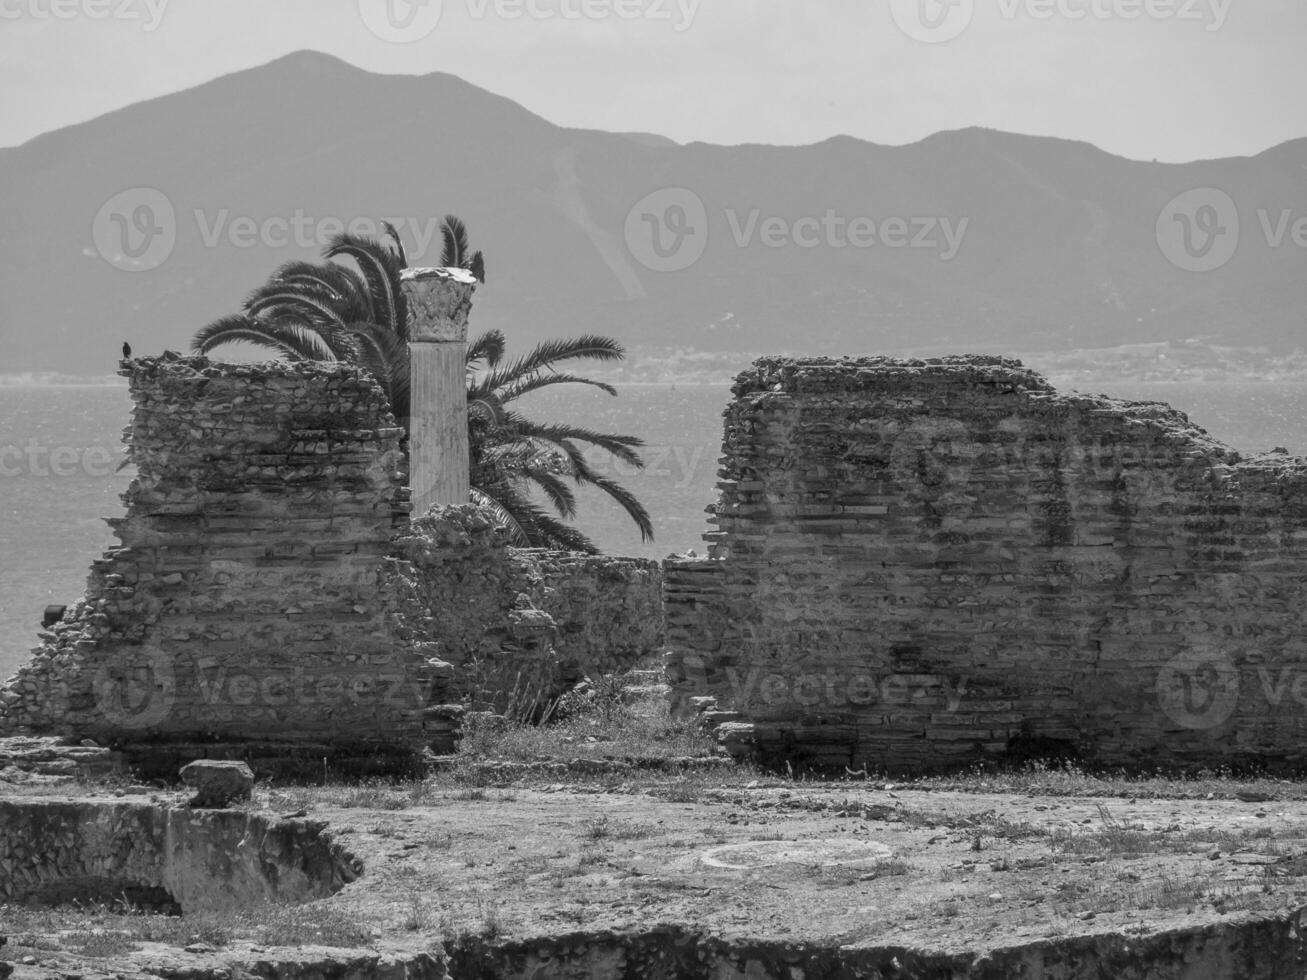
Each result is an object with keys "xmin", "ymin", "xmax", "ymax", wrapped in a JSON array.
[{"xmin": 122, "ymin": 341, "xmax": 132, "ymax": 360}]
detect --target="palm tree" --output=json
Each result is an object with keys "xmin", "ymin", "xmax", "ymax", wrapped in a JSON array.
[
  {"xmin": 192, "ymin": 222, "xmax": 650, "ymax": 553},
  {"xmin": 466, "ymin": 332, "xmax": 652, "ymax": 552},
  {"xmin": 193, "ymin": 222, "xmax": 413, "ymax": 417}
]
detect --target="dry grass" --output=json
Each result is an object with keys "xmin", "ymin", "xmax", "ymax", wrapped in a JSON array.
[
  {"xmin": 453, "ymin": 674, "xmax": 715, "ymax": 764},
  {"xmin": 580, "ymin": 815, "xmax": 655, "ymax": 841},
  {"xmin": 0, "ymin": 899, "xmax": 375, "ymax": 954},
  {"xmin": 1065, "ymin": 872, "xmax": 1277, "ymax": 916},
  {"xmin": 1046, "ymin": 803, "xmax": 1304, "ymax": 860},
  {"xmin": 900, "ymin": 759, "xmax": 1303, "ymax": 802}
]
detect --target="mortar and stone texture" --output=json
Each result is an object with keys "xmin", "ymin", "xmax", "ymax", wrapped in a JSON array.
[
  {"xmin": 0, "ymin": 798, "xmax": 360, "ymax": 913},
  {"xmin": 392, "ymin": 509, "xmax": 663, "ymax": 713},
  {"xmin": 0, "ymin": 355, "xmax": 664, "ymax": 770},
  {"xmin": 665, "ymin": 355, "xmax": 1307, "ymax": 772},
  {"xmin": 0, "ymin": 355, "xmax": 429, "ymax": 763}
]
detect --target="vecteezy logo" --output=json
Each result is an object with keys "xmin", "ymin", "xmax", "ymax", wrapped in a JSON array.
[
  {"xmin": 1156, "ymin": 650, "xmax": 1240, "ymax": 730},
  {"xmin": 889, "ymin": 0, "xmax": 975, "ymax": 43},
  {"xmin": 624, "ymin": 188, "xmax": 709, "ymax": 273},
  {"xmin": 92, "ymin": 644, "xmax": 176, "ymax": 729},
  {"xmin": 92, "ymin": 188, "xmax": 176, "ymax": 272},
  {"xmin": 357, "ymin": 0, "xmax": 443, "ymax": 42},
  {"xmin": 1155, "ymin": 187, "xmax": 1240, "ymax": 273}
]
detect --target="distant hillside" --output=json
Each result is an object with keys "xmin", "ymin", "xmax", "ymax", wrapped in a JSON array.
[{"xmin": 2, "ymin": 50, "xmax": 1304, "ymax": 374}]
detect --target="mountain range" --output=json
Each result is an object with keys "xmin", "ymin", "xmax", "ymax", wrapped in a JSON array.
[{"xmin": 2, "ymin": 50, "xmax": 1304, "ymax": 375}]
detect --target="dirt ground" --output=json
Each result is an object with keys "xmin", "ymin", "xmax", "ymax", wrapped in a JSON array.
[
  {"xmin": 338, "ymin": 782, "xmax": 1307, "ymax": 952},
  {"xmin": 6, "ymin": 777, "xmax": 1307, "ymax": 976}
]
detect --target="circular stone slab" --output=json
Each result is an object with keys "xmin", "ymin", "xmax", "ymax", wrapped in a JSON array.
[{"xmin": 700, "ymin": 839, "xmax": 892, "ymax": 871}]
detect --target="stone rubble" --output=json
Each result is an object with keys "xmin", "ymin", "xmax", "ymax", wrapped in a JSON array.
[{"xmin": 180, "ymin": 759, "xmax": 254, "ymax": 808}]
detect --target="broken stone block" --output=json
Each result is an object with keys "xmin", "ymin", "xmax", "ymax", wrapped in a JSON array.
[{"xmin": 180, "ymin": 759, "xmax": 254, "ymax": 808}]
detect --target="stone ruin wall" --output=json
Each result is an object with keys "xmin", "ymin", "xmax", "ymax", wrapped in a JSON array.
[
  {"xmin": 665, "ymin": 356, "xmax": 1307, "ymax": 772},
  {"xmin": 395, "ymin": 510, "xmax": 663, "ymax": 713},
  {"xmin": 0, "ymin": 354, "xmax": 435, "ymax": 763},
  {"xmin": 525, "ymin": 548, "xmax": 665, "ymax": 673},
  {"xmin": 0, "ymin": 355, "xmax": 665, "ymax": 761}
]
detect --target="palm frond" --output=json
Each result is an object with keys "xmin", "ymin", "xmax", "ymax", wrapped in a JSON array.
[
  {"xmin": 570, "ymin": 458, "xmax": 655, "ymax": 543},
  {"xmin": 382, "ymin": 221, "xmax": 409, "ymax": 268},
  {"xmin": 245, "ymin": 290, "xmax": 351, "ymax": 332},
  {"xmin": 498, "ymin": 372, "xmax": 618, "ymax": 404},
  {"xmin": 478, "ymin": 483, "xmax": 598, "ymax": 553},
  {"xmin": 525, "ymin": 512, "xmax": 597, "ymax": 553},
  {"xmin": 468, "ymin": 393, "xmax": 505, "ymax": 427},
  {"xmin": 505, "ymin": 419, "xmax": 645, "ymax": 467},
  {"xmin": 526, "ymin": 469, "xmax": 578, "ymax": 518},
  {"xmin": 264, "ymin": 261, "xmax": 377, "ymax": 324},
  {"xmin": 323, "ymin": 233, "xmax": 406, "ymax": 338},
  {"xmin": 440, "ymin": 215, "xmax": 470, "ymax": 268},
  {"xmin": 472, "ymin": 335, "xmax": 626, "ymax": 397},
  {"xmin": 191, "ymin": 315, "xmax": 333, "ymax": 361},
  {"xmin": 468, "ymin": 487, "xmax": 532, "ymax": 546},
  {"xmin": 478, "ymin": 438, "xmax": 568, "ymax": 475},
  {"xmin": 346, "ymin": 321, "xmax": 411, "ymax": 418},
  {"xmin": 466, "ymin": 329, "xmax": 506, "ymax": 371}
]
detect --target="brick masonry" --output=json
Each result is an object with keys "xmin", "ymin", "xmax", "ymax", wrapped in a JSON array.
[
  {"xmin": 0, "ymin": 355, "xmax": 665, "ymax": 761},
  {"xmin": 394, "ymin": 508, "xmax": 663, "ymax": 714},
  {"xmin": 665, "ymin": 355, "xmax": 1307, "ymax": 772},
  {"xmin": 0, "ymin": 355, "xmax": 436, "ymax": 759}
]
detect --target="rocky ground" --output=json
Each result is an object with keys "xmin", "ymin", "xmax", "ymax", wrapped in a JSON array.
[
  {"xmin": 5, "ymin": 677, "xmax": 1307, "ymax": 978},
  {"xmin": 6, "ymin": 775, "xmax": 1307, "ymax": 976}
]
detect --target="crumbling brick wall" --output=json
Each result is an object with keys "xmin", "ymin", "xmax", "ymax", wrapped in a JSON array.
[
  {"xmin": 395, "ymin": 509, "xmax": 663, "ymax": 713},
  {"xmin": 0, "ymin": 355, "xmax": 435, "ymax": 763},
  {"xmin": 0, "ymin": 355, "xmax": 666, "ymax": 760},
  {"xmin": 523, "ymin": 549, "xmax": 664, "ymax": 672},
  {"xmin": 666, "ymin": 355, "xmax": 1307, "ymax": 772}
]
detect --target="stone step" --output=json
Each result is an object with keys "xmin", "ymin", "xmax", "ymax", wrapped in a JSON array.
[{"xmin": 620, "ymin": 684, "xmax": 670, "ymax": 704}]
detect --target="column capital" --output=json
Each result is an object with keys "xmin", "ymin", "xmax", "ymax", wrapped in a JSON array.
[{"xmin": 400, "ymin": 267, "xmax": 477, "ymax": 343}]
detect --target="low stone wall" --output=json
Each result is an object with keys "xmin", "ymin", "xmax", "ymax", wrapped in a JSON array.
[
  {"xmin": 0, "ymin": 355, "xmax": 435, "ymax": 766},
  {"xmin": 0, "ymin": 799, "xmax": 360, "ymax": 913},
  {"xmin": 666, "ymin": 355, "xmax": 1307, "ymax": 772},
  {"xmin": 522, "ymin": 549, "xmax": 664, "ymax": 672},
  {"xmin": 395, "ymin": 508, "xmax": 664, "ymax": 713}
]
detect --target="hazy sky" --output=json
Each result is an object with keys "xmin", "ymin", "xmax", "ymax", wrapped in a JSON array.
[{"xmin": 1, "ymin": 0, "xmax": 1304, "ymax": 161}]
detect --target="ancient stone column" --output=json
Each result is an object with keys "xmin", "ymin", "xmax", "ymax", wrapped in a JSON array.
[{"xmin": 401, "ymin": 267, "xmax": 478, "ymax": 515}]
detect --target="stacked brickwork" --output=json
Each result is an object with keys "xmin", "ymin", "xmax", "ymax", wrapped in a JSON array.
[
  {"xmin": 666, "ymin": 355, "xmax": 1307, "ymax": 772},
  {"xmin": 395, "ymin": 508, "xmax": 664, "ymax": 712},
  {"xmin": 523, "ymin": 549, "xmax": 664, "ymax": 672},
  {"xmin": 0, "ymin": 355, "xmax": 434, "ymax": 764}
]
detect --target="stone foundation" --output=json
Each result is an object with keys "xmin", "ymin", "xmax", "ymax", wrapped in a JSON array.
[
  {"xmin": 666, "ymin": 355, "xmax": 1307, "ymax": 772},
  {"xmin": 0, "ymin": 799, "xmax": 360, "ymax": 913}
]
